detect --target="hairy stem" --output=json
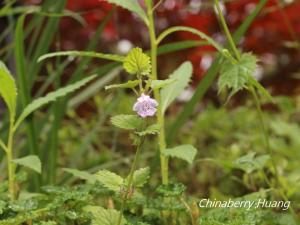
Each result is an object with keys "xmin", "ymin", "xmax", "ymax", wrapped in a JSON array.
[
  {"xmin": 7, "ymin": 117, "xmax": 16, "ymax": 200},
  {"xmin": 147, "ymin": 1, "xmax": 169, "ymax": 184},
  {"xmin": 116, "ymin": 139, "xmax": 144, "ymax": 225}
]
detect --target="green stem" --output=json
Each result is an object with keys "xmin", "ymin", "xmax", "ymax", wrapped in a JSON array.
[
  {"xmin": 250, "ymin": 87, "xmax": 299, "ymax": 220},
  {"xmin": 180, "ymin": 197, "xmax": 196, "ymax": 225},
  {"xmin": 149, "ymin": 6, "xmax": 168, "ymax": 184},
  {"xmin": 7, "ymin": 117, "xmax": 16, "ymax": 200},
  {"xmin": 215, "ymin": 0, "xmax": 240, "ymax": 60},
  {"xmin": 116, "ymin": 139, "xmax": 144, "ymax": 225},
  {"xmin": 249, "ymin": 87, "xmax": 279, "ymax": 181},
  {"xmin": 147, "ymin": 1, "xmax": 169, "ymax": 185}
]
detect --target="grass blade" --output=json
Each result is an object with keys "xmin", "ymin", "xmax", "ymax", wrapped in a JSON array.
[
  {"xmin": 14, "ymin": 14, "xmax": 41, "ymax": 188},
  {"xmin": 38, "ymin": 51, "xmax": 125, "ymax": 63},
  {"xmin": 14, "ymin": 75, "xmax": 96, "ymax": 131}
]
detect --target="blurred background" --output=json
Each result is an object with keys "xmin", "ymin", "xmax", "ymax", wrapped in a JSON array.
[{"xmin": 23, "ymin": 0, "xmax": 300, "ymax": 95}]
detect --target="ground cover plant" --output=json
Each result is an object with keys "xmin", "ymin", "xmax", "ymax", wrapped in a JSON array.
[{"xmin": 0, "ymin": 0, "xmax": 300, "ymax": 224}]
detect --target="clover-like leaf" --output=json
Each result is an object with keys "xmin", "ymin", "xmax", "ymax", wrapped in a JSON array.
[
  {"xmin": 123, "ymin": 47, "xmax": 151, "ymax": 76},
  {"xmin": 111, "ymin": 114, "xmax": 144, "ymax": 130},
  {"xmin": 218, "ymin": 53, "xmax": 257, "ymax": 98},
  {"xmin": 163, "ymin": 144, "xmax": 197, "ymax": 164}
]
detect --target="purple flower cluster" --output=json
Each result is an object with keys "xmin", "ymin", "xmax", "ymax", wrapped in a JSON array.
[{"xmin": 133, "ymin": 94, "xmax": 158, "ymax": 118}]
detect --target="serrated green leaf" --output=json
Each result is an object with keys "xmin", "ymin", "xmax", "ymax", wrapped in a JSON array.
[
  {"xmin": 94, "ymin": 170, "xmax": 123, "ymax": 192},
  {"xmin": 14, "ymin": 75, "xmax": 96, "ymax": 130},
  {"xmin": 0, "ymin": 61, "xmax": 17, "ymax": 118},
  {"xmin": 160, "ymin": 61, "xmax": 193, "ymax": 113},
  {"xmin": 105, "ymin": 80, "xmax": 140, "ymax": 90},
  {"xmin": 218, "ymin": 53, "xmax": 257, "ymax": 98},
  {"xmin": 105, "ymin": 0, "xmax": 148, "ymax": 25},
  {"xmin": 111, "ymin": 114, "xmax": 144, "ymax": 130},
  {"xmin": 12, "ymin": 155, "xmax": 41, "ymax": 173},
  {"xmin": 135, "ymin": 124, "xmax": 160, "ymax": 136},
  {"xmin": 233, "ymin": 153, "xmax": 270, "ymax": 173},
  {"xmin": 156, "ymin": 183, "xmax": 186, "ymax": 197},
  {"xmin": 150, "ymin": 78, "xmax": 176, "ymax": 90},
  {"xmin": 63, "ymin": 168, "xmax": 97, "ymax": 183},
  {"xmin": 126, "ymin": 167, "xmax": 150, "ymax": 188},
  {"xmin": 163, "ymin": 144, "xmax": 197, "ymax": 164},
  {"xmin": 123, "ymin": 47, "xmax": 151, "ymax": 76},
  {"xmin": 83, "ymin": 206, "xmax": 126, "ymax": 225}
]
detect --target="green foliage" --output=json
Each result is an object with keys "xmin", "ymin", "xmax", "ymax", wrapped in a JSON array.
[
  {"xmin": 1, "ymin": 1, "xmax": 298, "ymax": 225},
  {"xmin": 199, "ymin": 207, "xmax": 296, "ymax": 225},
  {"xmin": 105, "ymin": 80, "xmax": 141, "ymax": 90},
  {"xmin": 111, "ymin": 115, "xmax": 144, "ymax": 130},
  {"xmin": 95, "ymin": 167, "xmax": 150, "ymax": 193},
  {"xmin": 12, "ymin": 155, "xmax": 42, "ymax": 174},
  {"xmin": 160, "ymin": 61, "xmax": 193, "ymax": 113},
  {"xmin": 233, "ymin": 153, "xmax": 270, "ymax": 173},
  {"xmin": 83, "ymin": 206, "xmax": 126, "ymax": 225},
  {"xmin": 218, "ymin": 53, "xmax": 257, "ymax": 98},
  {"xmin": 128, "ymin": 167, "xmax": 150, "ymax": 188},
  {"xmin": 105, "ymin": 0, "xmax": 148, "ymax": 25},
  {"xmin": 0, "ymin": 61, "xmax": 17, "ymax": 117},
  {"xmin": 63, "ymin": 168, "xmax": 97, "ymax": 183},
  {"xmin": 14, "ymin": 75, "xmax": 96, "ymax": 130},
  {"xmin": 123, "ymin": 47, "xmax": 151, "ymax": 76},
  {"xmin": 135, "ymin": 124, "xmax": 160, "ymax": 136},
  {"xmin": 150, "ymin": 79, "xmax": 176, "ymax": 90},
  {"xmin": 167, "ymin": 0, "xmax": 269, "ymax": 143},
  {"xmin": 36, "ymin": 221, "xmax": 57, "ymax": 225},
  {"xmin": 198, "ymin": 191, "xmax": 284, "ymax": 225},
  {"xmin": 163, "ymin": 144, "xmax": 197, "ymax": 164},
  {"xmin": 156, "ymin": 183, "xmax": 186, "ymax": 197},
  {"xmin": 94, "ymin": 170, "xmax": 123, "ymax": 192}
]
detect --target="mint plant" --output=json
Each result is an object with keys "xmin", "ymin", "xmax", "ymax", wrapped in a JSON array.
[
  {"xmin": 36, "ymin": 0, "xmax": 237, "ymax": 223},
  {"xmin": 2, "ymin": 0, "xmax": 294, "ymax": 224}
]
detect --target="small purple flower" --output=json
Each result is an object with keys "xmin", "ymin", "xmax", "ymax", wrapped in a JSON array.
[{"xmin": 133, "ymin": 94, "xmax": 158, "ymax": 118}]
